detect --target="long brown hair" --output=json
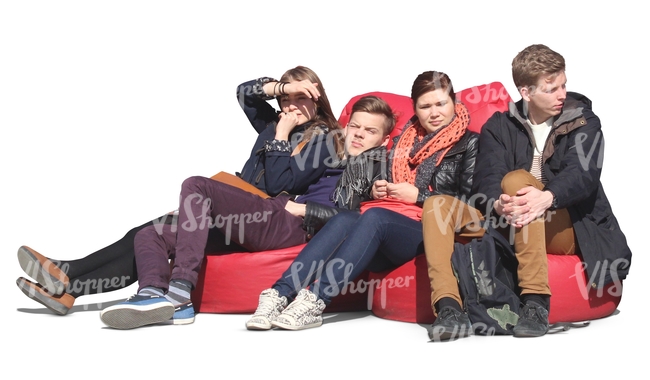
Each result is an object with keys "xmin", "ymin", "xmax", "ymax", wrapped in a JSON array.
[{"xmin": 279, "ymin": 66, "xmax": 345, "ymax": 158}]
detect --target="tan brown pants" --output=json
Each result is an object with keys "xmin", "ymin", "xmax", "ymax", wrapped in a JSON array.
[{"xmin": 422, "ymin": 170, "xmax": 576, "ymax": 312}]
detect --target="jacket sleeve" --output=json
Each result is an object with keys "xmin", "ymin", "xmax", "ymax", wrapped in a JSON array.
[
  {"xmin": 263, "ymin": 131, "xmax": 336, "ymax": 196},
  {"xmin": 302, "ymin": 201, "xmax": 358, "ymax": 239},
  {"xmin": 236, "ymin": 78, "xmax": 279, "ymax": 134},
  {"xmin": 544, "ymin": 110, "xmax": 603, "ymax": 210},
  {"xmin": 472, "ymin": 112, "xmax": 515, "ymax": 214},
  {"xmin": 459, "ymin": 132, "xmax": 479, "ymax": 200}
]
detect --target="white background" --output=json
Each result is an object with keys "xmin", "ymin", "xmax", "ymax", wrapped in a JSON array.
[{"xmin": 1, "ymin": 1, "xmax": 646, "ymax": 378}]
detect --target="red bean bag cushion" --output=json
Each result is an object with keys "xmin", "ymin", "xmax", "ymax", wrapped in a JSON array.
[
  {"xmin": 192, "ymin": 244, "xmax": 371, "ymax": 313},
  {"xmin": 367, "ymin": 254, "xmax": 622, "ymax": 324}
]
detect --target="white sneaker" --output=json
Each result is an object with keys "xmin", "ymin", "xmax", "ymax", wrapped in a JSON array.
[
  {"xmin": 245, "ymin": 288, "xmax": 288, "ymax": 330},
  {"xmin": 271, "ymin": 289, "xmax": 326, "ymax": 330}
]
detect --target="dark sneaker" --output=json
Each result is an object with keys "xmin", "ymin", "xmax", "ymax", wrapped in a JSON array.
[
  {"xmin": 100, "ymin": 294, "xmax": 174, "ymax": 330},
  {"xmin": 513, "ymin": 301, "xmax": 549, "ymax": 337},
  {"xmin": 429, "ymin": 306, "xmax": 471, "ymax": 341}
]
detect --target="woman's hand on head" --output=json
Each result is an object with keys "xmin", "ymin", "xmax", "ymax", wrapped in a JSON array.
[{"xmin": 284, "ymin": 80, "xmax": 320, "ymax": 100}]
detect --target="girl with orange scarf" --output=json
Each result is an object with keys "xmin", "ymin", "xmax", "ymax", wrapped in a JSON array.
[{"xmin": 246, "ymin": 71, "xmax": 479, "ymax": 331}]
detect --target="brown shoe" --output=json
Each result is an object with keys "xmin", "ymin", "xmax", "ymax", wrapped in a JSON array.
[
  {"xmin": 17, "ymin": 246, "xmax": 70, "ymax": 295},
  {"xmin": 16, "ymin": 277, "xmax": 75, "ymax": 315}
]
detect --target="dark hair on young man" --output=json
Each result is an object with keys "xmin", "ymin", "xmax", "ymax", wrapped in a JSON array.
[
  {"xmin": 350, "ymin": 95, "xmax": 397, "ymax": 136},
  {"xmin": 410, "ymin": 71, "xmax": 456, "ymax": 107},
  {"xmin": 511, "ymin": 44, "xmax": 566, "ymax": 90}
]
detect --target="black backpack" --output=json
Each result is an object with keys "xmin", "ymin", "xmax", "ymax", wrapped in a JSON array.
[
  {"xmin": 451, "ymin": 227, "xmax": 521, "ymax": 335},
  {"xmin": 451, "ymin": 226, "xmax": 591, "ymax": 335}
]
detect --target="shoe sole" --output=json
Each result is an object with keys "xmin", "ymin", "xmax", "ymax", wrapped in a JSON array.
[
  {"xmin": 17, "ymin": 246, "xmax": 67, "ymax": 295},
  {"xmin": 160, "ymin": 311, "xmax": 195, "ymax": 326},
  {"xmin": 159, "ymin": 317, "xmax": 195, "ymax": 326},
  {"xmin": 245, "ymin": 320, "xmax": 273, "ymax": 330},
  {"xmin": 100, "ymin": 303, "xmax": 175, "ymax": 330},
  {"xmin": 16, "ymin": 278, "xmax": 70, "ymax": 315},
  {"xmin": 271, "ymin": 320, "xmax": 322, "ymax": 331},
  {"xmin": 429, "ymin": 326, "xmax": 472, "ymax": 342},
  {"xmin": 513, "ymin": 330, "xmax": 547, "ymax": 338},
  {"xmin": 164, "ymin": 317, "xmax": 195, "ymax": 325}
]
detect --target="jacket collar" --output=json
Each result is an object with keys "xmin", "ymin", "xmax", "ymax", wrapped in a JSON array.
[{"xmin": 508, "ymin": 94, "xmax": 588, "ymax": 129}]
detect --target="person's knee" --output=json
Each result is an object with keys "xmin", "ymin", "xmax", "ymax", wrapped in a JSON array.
[
  {"xmin": 501, "ymin": 169, "xmax": 535, "ymax": 195},
  {"xmin": 359, "ymin": 208, "xmax": 396, "ymax": 229},
  {"xmin": 423, "ymin": 195, "xmax": 456, "ymax": 216},
  {"xmin": 181, "ymin": 175, "xmax": 209, "ymax": 194},
  {"xmin": 134, "ymin": 225, "xmax": 161, "ymax": 247}
]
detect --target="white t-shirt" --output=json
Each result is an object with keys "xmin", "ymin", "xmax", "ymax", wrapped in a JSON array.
[{"xmin": 528, "ymin": 118, "xmax": 554, "ymax": 183}]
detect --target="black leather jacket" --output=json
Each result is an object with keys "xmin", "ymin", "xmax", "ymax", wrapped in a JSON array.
[{"xmin": 387, "ymin": 121, "xmax": 479, "ymax": 206}]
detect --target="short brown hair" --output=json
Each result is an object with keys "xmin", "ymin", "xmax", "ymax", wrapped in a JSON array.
[
  {"xmin": 350, "ymin": 95, "xmax": 396, "ymax": 136},
  {"xmin": 512, "ymin": 44, "xmax": 566, "ymax": 90},
  {"xmin": 410, "ymin": 71, "xmax": 456, "ymax": 108}
]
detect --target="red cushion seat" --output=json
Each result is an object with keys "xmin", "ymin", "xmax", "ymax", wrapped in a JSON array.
[{"xmin": 367, "ymin": 254, "xmax": 621, "ymax": 324}]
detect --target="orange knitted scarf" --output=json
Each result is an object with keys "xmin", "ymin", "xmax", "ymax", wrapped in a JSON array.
[{"xmin": 391, "ymin": 102, "xmax": 470, "ymax": 185}]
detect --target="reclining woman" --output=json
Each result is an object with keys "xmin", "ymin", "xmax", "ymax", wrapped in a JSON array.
[
  {"xmin": 246, "ymin": 70, "xmax": 479, "ymax": 331},
  {"xmin": 16, "ymin": 66, "xmax": 343, "ymax": 317},
  {"xmin": 97, "ymin": 95, "xmax": 397, "ymax": 329}
]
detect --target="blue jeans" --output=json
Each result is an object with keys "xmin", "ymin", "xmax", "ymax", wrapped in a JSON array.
[{"xmin": 273, "ymin": 207, "xmax": 424, "ymax": 304}]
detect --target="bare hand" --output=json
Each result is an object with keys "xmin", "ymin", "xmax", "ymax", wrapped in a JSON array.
[
  {"xmin": 385, "ymin": 182, "xmax": 419, "ymax": 203},
  {"xmin": 283, "ymin": 80, "xmax": 320, "ymax": 100},
  {"xmin": 284, "ymin": 200, "xmax": 306, "ymax": 217},
  {"xmin": 372, "ymin": 179, "xmax": 389, "ymax": 199},
  {"xmin": 372, "ymin": 180, "xmax": 419, "ymax": 203},
  {"xmin": 499, "ymin": 187, "xmax": 553, "ymax": 227},
  {"xmin": 275, "ymin": 111, "xmax": 301, "ymax": 140}
]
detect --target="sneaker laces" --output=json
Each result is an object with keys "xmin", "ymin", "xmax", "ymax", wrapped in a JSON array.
[
  {"xmin": 520, "ymin": 303, "xmax": 544, "ymax": 322},
  {"xmin": 282, "ymin": 291, "xmax": 319, "ymax": 318},
  {"xmin": 253, "ymin": 291, "xmax": 282, "ymax": 317},
  {"xmin": 437, "ymin": 307, "xmax": 459, "ymax": 321},
  {"xmin": 282, "ymin": 299, "xmax": 315, "ymax": 318}
]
